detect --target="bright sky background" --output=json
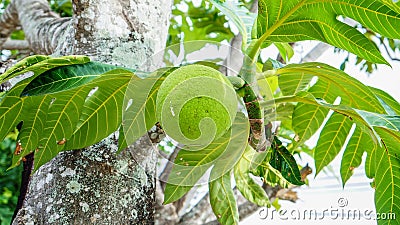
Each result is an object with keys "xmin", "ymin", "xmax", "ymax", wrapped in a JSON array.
[{"xmin": 242, "ymin": 42, "xmax": 400, "ymax": 225}]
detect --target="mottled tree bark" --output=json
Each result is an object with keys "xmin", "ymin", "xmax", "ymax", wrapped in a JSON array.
[{"xmin": 1, "ymin": 0, "xmax": 172, "ymax": 224}]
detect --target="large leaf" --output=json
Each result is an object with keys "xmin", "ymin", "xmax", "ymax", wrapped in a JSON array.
[
  {"xmin": 21, "ymin": 62, "xmax": 118, "ymax": 96},
  {"xmin": 257, "ymin": 0, "xmax": 400, "ymax": 64},
  {"xmin": 314, "ymin": 113, "xmax": 353, "ymax": 175},
  {"xmin": 31, "ymin": 85, "xmax": 93, "ymax": 170},
  {"xmin": 234, "ymin": 145, "xmax": 270, "ymax": 207},
  {"xmin": 0, "ymin": 55, "xmax": 50, "ymax": 81},
  {"xmin": 268, "ymin": 91, "xmax": 400, "ymax": 190},
  {"xmin": 164, "ymin": 113, "xmax": 249, "ymax": 204},
  {"xmin": 11, "ymin": 96, "xmax": 51, "ymax": 166},
  {"xmin": 373, "ymin": 127, "xmax": 400, "ymax": 225},
  {"xmin": 163, "ymin": 130, "xmax": 232, "ymax": 204},
  {"xmin": 276, "ymin": 63, "xmax": 388, "ymax": 179},
  {"xmin": 1, "ymin": 58, "xmax": 149, "ymax": 170},
  {"xmin": 0, "ymin": 96, "xmax": 24, "ymax": 144},
  {"xmin": 340, "ymin": 125, "xmax": 372, "ymax": 186},
  {"xmin": 279, "ymin": 63, "xmax": 385, "ymax": 145},
  {"xmin": 209, "ymin": 171, "xmax": 239, "ymax": 225},
  {"xmin": 269, "ymin": 136, "xmax": 304, "ymax": 185},
  {"xmin": 370, "ymin": 86, "xmax": 400, "ymax": 115},
  {"xmin": 122, "ymin": 68, "xmax": 175, "ymax": 149},
  {"xmin": 64, "ymin": 69, "xmax": 135, "ymax": 150}
]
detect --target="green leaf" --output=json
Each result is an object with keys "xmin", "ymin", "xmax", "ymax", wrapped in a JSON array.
[
  {"xmin": 264, "ymin": 101, "xmax": 295, "ymax": 122},
  {"xmin": 11, "ymin": 96, "xmax": 51, "ymax": 167},
  {"xmin": 2, "ymin": 56, "xmax": 90, "ymax": 87},
  {"xmin": 0, "ymin": 96, "xmax": 23, "ymax": 147},
  {"xmin": 340, "ymin": 126, "xmax": 372, "ymax": 186},
  {"xmin": 370, "ymin": 87, "xmax": 400, "ymax": 115},
  {"xmin": 21, "ymin": 62, "xmax": 118, "ymax": 96},
  {"xmin": 209, "ymin": 0, "xmax": 256, "ymax": 49},
  {"xmin": 32, "ymin": 85, "xmax": 92, "ymax": 170},
  {"xmin": 292, "ymin": 103, "xmax": 328, "ymax": 143},
  {"xmin": 269, "ymin": 136, "xmax": 304, "ymax": 185},
  {"xmin": 122, "ymin": 68, "xmax": 175, "ymax": 148},
  {"xmin": 356, "ymin": 110, "xmax": 400, "ymax": 131},
  {"xmin": 314, "ymin": 113, "xmax": 353, "ymax": 175},
  {"xmin": 278, "ymin": 71, "xmax": 313, "ymax": 96},
  {"xmin": 365, "ymin": 143, "xmax": 377, "ymax": 179},
  {"xmin": 164, "ymin": 113, "xmax": 249, "ymax": 204},
  {"xmin": 209, "ymin": 112, "xmax": 249, "ymax": 181},
  {"xmin": 64, "ymin": 69, "xmax": 135, "ymax": 150},
  {"xmin": 256, "ymin": 0, "xmax": 400, "ymax": 64},
  {"xmin": 209, "ymin": 171, "xmax": 239, "ymax": 225},
  {"xmin": 234, "ymin": 145, "xmax": 270, "ymax": 207},
  {"xmin": 117, "ymin": 126, "xmax": 128, "ymax": 152},
  {"xmin": 253, "ymin": 160, "xmax": 289, "ymax": 188},
  {"xmin": 273, "ymin": 42, "xmax": 294, "ymax": 63},
  {"xmin": 373, "ymin": 127, "xmax": 400, "ymax": 225},
  {"xmin": 163, "ymin": 132, "xmax": 230, "ymax": 204},
  {"xmin": 278, "ymin": 63, "xmax": 385, "ymax": 146},
  {"xmin": 280, "ymin": 63, "xmax": 385, "ymax": 112},
  {"xmin": 0, "ymin": 55, "xmax": 50, "ymax": 81},
  {"xmin": 266, "ymin": 91, "xmax": 400, "ymax": 188}
]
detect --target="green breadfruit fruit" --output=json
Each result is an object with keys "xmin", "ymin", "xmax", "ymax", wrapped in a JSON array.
[{"xmin": 156, "ymin": 64, "xmax": 237, "ymax": 147}]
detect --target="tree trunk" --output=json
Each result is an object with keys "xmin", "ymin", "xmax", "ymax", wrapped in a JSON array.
[{"xmin": 2, "ymin": 0, "xmax": 172, "ymax": 224}]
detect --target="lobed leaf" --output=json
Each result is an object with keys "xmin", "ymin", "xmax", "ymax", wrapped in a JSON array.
[
  {"xmin": 373, "ymin": 127, "xmax": 400, "ymax": 225},
  {"xmin": 234, "ymin": 145, "xmax": 270, "ymax": 207},
  {"xmin": 269, "ymin": 136, "xmax": 304, "ymax": 185},
  {"xmin": 10, "ymin": 96, "xmax": 51, "ymax": 168},
  {"xmin": 21, "ymin": 62, "xmax": 118, "ymax": 96},
  {"xmin": 164, "ymin": 113, "xmax": 249, "ymax": 204},
  {"xmin": 209, "ymin": 171, "xmax": 239, "ymax": 225},
  {"xmin": 122, "ymin": 68, "xmax": 176, "ymax": 149},
  {"xmin": 32, "ymin": 85, "xmax": 93, "ymax": 170},
  {"xmin": 314, "ymin": 113, "xmax": 353, "ymax": 175},
  {"xmin": 0, "ymin": 55, "xmax": 50, "ymax": 81},
  {"xmin": 340, "ymin": 125, "xmax": 372, "ymax": 186},
  {"xmin": 257, "ymin": 0, "xmax": 400, "ymax": 64},
  {"xmin": 370, "ymin": 87, "xmax": 400, "ymax": 116},
  {"xmin": 64, "ymin": 69, "xmax": 135, "ymax": 150}
]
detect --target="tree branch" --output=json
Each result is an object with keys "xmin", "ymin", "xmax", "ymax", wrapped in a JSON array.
[
  {"xmin": 300, "ymin": 42, "xmax": 331, "ymax": 63},
  {"xmin": 2, "ymin": 39, "xmax": 30, "ymax": 50},
  {"xmin": 0, "ymin": 2, "xmax": 19, "ymax": 47},
  {"xmin": 381, "ymin": 40, "xmax": 400, "ymax": 62},
  {"xmin": 1, "ymin": 0, "xmax": 72, "ymax": 54}
]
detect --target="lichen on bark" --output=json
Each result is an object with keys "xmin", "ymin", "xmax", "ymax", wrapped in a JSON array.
[{"xmin": 4, "ymin": 0, "xmax": 172, "ymax": 224}]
